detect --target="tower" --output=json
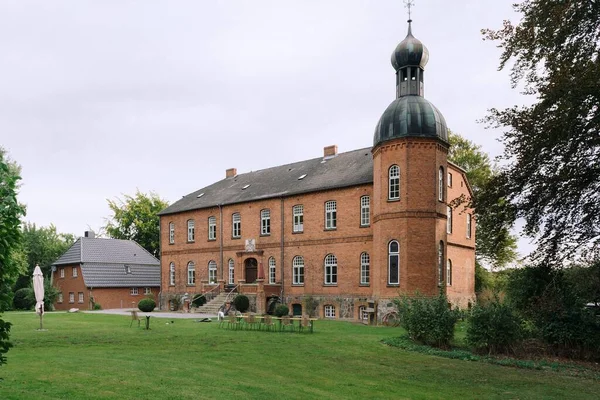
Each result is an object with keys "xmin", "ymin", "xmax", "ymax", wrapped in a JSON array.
[{"xmin": 371, "ymin": 18, "xmax": 449, "ymax": 299}]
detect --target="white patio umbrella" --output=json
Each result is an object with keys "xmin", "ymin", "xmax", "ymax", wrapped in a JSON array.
[{"xmin": 33, "ymin": 264, "xmax": 45, "ymax": 330}]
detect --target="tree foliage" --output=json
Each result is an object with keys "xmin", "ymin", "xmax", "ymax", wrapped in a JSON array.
[
  {"xmin": 482, "ymin": 0, "xmax": 600, "ymax": 263},
  {"xmin": 448, "ymin": 131, "xmax": 518, "ymax": 268},
  {"xmin": 0, "ymin": 149, "xmax": 26, "ymax": 367},
  {"xmin": 104, "ymin": 191, "xmax": 168, "ymax": 259}
]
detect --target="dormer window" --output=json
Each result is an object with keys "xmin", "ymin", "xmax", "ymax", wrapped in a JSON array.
[{"xmin": 125, "ymin": 265, "xmax": 132, "ymax": 274}]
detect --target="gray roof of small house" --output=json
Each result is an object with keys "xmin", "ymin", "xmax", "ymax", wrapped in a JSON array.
[
  {"xmin": 53, "ymin": 237, "xmax": 160, "ymax": 266},
  {"xmin": 159, "ymin": 147, "xmax": 374, "ymax": 216},
  {"xmin": 80, "ymin": 263, "xmax": 160, "ymax": 288}
]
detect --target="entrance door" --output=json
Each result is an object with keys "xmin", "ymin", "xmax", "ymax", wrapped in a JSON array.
[{"xmin": 245, "ymin": 258, "xmax": 258, "ymax": 283}]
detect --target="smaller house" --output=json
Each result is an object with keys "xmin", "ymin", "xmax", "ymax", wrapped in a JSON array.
[{"xmin": 51, "ymin": 231, "xmax": 160, "ymax": 310}]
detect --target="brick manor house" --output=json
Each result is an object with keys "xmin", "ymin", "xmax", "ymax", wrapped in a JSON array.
[{"xmin": 158, "ymin": 20, "xmax": 475, "ymax": 320}]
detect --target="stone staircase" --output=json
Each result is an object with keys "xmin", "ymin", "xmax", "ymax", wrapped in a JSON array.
[{"xmin": 194, "ymin": 292, "xmax": 233, "ymax": 314}]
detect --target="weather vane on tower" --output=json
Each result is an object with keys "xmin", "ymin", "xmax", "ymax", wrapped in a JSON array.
[{"xmin": 404, "ymin": 0, "xmax": 415, "ymax": 21}]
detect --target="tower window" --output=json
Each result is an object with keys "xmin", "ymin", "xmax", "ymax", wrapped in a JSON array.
[
  {"xmin": 388, "ymin": 240, "xmax": 400, "ymax": 285},
  {"xmin": 389, "ymin": 165, "xmax": 400, "ymax": 200},
  {"xmin": 438, "ymin": 241, "xmax": 444, "ymax": 286},
  {"xmin": 447, "ymin": 206, "xmax": 453, "ymax": 234},
  {"xmin": 360, "ymin": 252, "xmax": 370, "ymax": 285},
  {"xmin": 438, "ymin": 167, "xmax": 445, "ymax": 202},
  {"xmin": 360, "ymin": 196, "xmax": 370, "ymax": 226}
]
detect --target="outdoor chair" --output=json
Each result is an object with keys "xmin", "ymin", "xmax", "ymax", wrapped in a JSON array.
[
  {"xmin": 227, "ymin": 313, "xmax": 240, "ymax": 330},
  {"xmin": 129, "ymin": 310, "xmax": 141, "ymax": 327},
  {"xmin": 280, "ymin": 316, "xmax": 294, "ymax": 332},
  {"xmin": 299, "ymin": 315, "xmax": 311, "ymax": 333},
  {"xmin": 262, "ymin": 315, "xmax": 275, "ymax": 332},
  {"xmin": 245, "ymin": 314, "xmax": 258, "ymax": 330}
]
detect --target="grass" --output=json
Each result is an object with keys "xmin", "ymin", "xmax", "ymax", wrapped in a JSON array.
[{"xmin": 0, "ymin": 312, "xmax": 599, "ymax": 399}]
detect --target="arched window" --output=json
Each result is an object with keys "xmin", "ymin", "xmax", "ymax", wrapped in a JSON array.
[
  {"xmin": 292, "ymin": 256, "xmax": 304, "ymax": 285},
  {"xmin": 447, "ymin": 206, "xmax": 453, "ymax": 234},
  {"xmin": 360, "ymin": 252, "xmax": 370, "ymax": 285},
  {"xmin": 187, "ymin": 219, "xmax": 195, "ymax": 242},
  {"xmin": 187, "ymin": 261, "xmax": 195, "ymax": 285},
  {"xmin": 228, "ymin": 259, "xmax": 235, "ymax": 285},
  {"xmin": 268, "ymin": 257, "xmax": 276, "ymax": 284},
  {"xmin": 169, "ymin": 262, "xmax": 175, "ymax": 286},
  {"xmin": 466, "ymin": 213, "xmax": 472, "ymax": 239},
  {"xmin": 324, "ymin": 254, "xmax": 337, "ymax": 285},
  {"xmin": 388, "ymin": 240, "xmax": 400, "ymax": 285},
  {"xmin": 389, "ymin": 165, "xmax": 400, "ymax": 200},
  {"xmin": 208, "ymin": 260, "xmax": 217, "ymax": 283},
  {"xmin": 169, "ymin": 222, "xmax": 175, "ymax": 244},
  {"xmin": 325, "ymin": 201, "xmax": 337, "ymax": 229},
  {"xmin": 438, "ymin": 241, "xmax": 444, "ymax": 286},
  {"xmin": 447, "ymin": 259, "xmax": 452, "ymax": 286},
  {"xmin": 438, "ymin": 167, "xmax": 445, "ymax": 202}
]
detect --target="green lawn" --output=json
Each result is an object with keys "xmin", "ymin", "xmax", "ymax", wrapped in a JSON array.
[{"xmin": 0, "ymin": 312, "xmax": 598, "ymax": 399}]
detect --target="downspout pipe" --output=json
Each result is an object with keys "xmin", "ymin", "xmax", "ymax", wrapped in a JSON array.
[
  {"xmin": 219, "ymin": 204, "xmax": 224, "ymax": 281},
  {"xmin": 280, "ymin": 197, "xmax": 285, "ymax": 300}
]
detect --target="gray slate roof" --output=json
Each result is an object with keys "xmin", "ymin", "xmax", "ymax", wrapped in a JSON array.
[
  {"xmin": 53, "ymin": 237, "xmax": 160, "ymax": 287},
  {"xmin": 159, "ymin": 147, "xmax": 374, "ymax": 216}
]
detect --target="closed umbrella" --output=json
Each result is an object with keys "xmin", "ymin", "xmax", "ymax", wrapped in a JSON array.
[{"xmin": 33, "ymin": 264, "xmax": 44, "ymax": 330}]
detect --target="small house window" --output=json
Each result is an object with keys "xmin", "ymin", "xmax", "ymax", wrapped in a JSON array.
[
  {"xmin": 324, "ymin": 305, "xmax": 335, "ymax": 318},
  {"xmin": 325, "ymin": 201, "xmax": 337, "ymax": 230},
  {"xmin": 261, "ymin": 209, "xmax": 271, "ymax": 235},
  {"xmin": 187, "ymin": 219, "xmax": 195, "ymax": 242},
  {"xmin": 232, "ymin": 213, "xmax": 241, "ymax": 238},
  {"xmin": 208, "ymin": 216, "xmax": 217, "ymax": 240},
  {"xmin": 293, "ymin": 205, "xmax": 304, "ymax": 233}
]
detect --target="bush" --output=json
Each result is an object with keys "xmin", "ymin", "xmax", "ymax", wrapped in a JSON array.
[
  {"xmin": 192, "ymin": 294, "xmax": 206, "ymax": 307},
  {"xmin": 13, "ymin": 288, "xmax": 35, "ymax": 310},
  {"xmin": 274, "ymin": 304, "xmax": 289, "ymax": 317},
  {"xmin": 394, "ymin": 292, "xmax": 460, "ymax": 348},
  {"xmin": 233, "ymin": 295, "xmax": 250, "ymax": 313},
  {"xmin": 138, "ymin": 298, "xmax": 156, "ymax": 312},
  {"xmin": 466, "ymin": 296, "xmax": 523, "ymax": 354}
]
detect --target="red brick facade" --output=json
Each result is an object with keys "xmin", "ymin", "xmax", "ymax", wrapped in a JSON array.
[{"xmin": 160, "ymin": 142, "xmax": 475, "ymax": 319}]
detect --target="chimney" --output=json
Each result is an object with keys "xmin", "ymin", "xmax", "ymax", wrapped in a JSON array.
[
  {"xmin": 84, "ymin": 230, "xmax": 95, "ymax": 239},
  {"xmin": 226, "ymin": 168, "xmax": 237, "ymax": 178},
  {"xmin": 324, "ymin": 145, "xmax": 338, "ymax": 158}
]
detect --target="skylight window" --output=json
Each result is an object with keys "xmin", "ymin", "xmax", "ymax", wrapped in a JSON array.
[
  {"xmin": 242, "ymin": 184, "xmax": 250, "ymax": 190},
  {"xmin": 197, "ymin": 193, "xmax": 205, "ymax": 198},
  {"xmin": 298, "ymin": 174, "xmax": 307, "ymax": 180}
]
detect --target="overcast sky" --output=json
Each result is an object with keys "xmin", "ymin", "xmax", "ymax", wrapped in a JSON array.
[{"xmin": 1, "ymin": 1, "xmax": 533, "ymax": 253}]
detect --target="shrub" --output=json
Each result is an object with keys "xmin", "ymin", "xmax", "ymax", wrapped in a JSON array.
[
  {"xmin": 168, "ymin": 294, "xmax": 182, "ymax": 311},
  {"xmin": 233, "ymin": 295, "xmax": 250, "ymax": 313},
  {"xmin": 13, "ymin": 288, "xmax": 35, "ymax": 310},
  {"xmin": 138, "ymin": 298, "xmax": 156, "ymax": 312},
  {"xmin": 274, "ymin": 304, "xmax": 289, "ymax": 317},
  {"xmin": 303, "ymin": 296, "xmax": 319, "ymax": 317},
  {"xmin": 466, "ymin": 296, "xmax": 523, "ymax": 354},
  {"xmin": 394, "ymin": 292, "xmax": 460, "ymax": 348},
  {"xmin": 93, "ymin": 303, "xmax": 102, "ymax": 310},
  {"xmin": 192, "ymin": 294, "xmax": 206, "ymax": 307}
]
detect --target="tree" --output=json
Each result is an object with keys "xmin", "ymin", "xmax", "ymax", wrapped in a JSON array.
[
  {"xmin": 482, "ymin": 1, "xmax": 600, "ymax": 264},
  {"xmin": 0, "ymin": 149, "xmax": 26, "ymax": 367},
  {"xmin": 13, "ymin": 223, "xmax": 75, "ymax": 291},
  {"xmin": 104, "ymin": 191, "xmax": 168, "ymax": 259},
  {"xmin": 448, "ymin": 131, "xmax": 518, "ymax": 269}
]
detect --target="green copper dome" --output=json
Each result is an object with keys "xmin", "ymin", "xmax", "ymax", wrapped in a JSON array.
[
  {"xmin": 391, "ymin": 22, "xmax": 429, "ymax": 71},
  {"xmin": 373, "ymin": 95, "xmax": 448, "ymax": 146}
]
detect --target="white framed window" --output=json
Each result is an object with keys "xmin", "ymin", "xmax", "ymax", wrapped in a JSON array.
[
  {"xmin": 325, "ymin": 201, "xmax": 337, "ymax": 230},
  {"xmin": 447, "ymin": 206, "xmax": 453, "ymax": 234},
  {"xmin": 144, "ymin": 287, "xmax": 151, "ymax": 295},
  {"xmin": 358, "ymin": 305, "xmax": 368, "ymax": 321},
  {"xmin": 78, "ymin": 292, "xmax": 84, "ymax": 303},
  {"xmin": 58, "ymin": 293, "xmax": 63, "ymax": 303},
  {"xmin": 447, "ymin": 259, "xmax": 453, "ymax": 286},
  {"xmin": 438, "ymin": 167, "xmax": 445, "ymax": 202},
  {"xmin": 208, "ymin": 260, "xmax": 217, "ymax": 283},
  {"xmin": 324, "ymin": 305, "xmax": 335, "ymax": 318},
  {"xmin": 59, "ymin": 268, "xmax": 64, "ymax": 278},
  {"xmin": 187, "ymin": 261, "xmax": 195, "ymax": 285},
  {"xmin": 268, "ymin": 257, "xmax": 276, "ymax": 284},
  {"xmin": 69, "ymin": 292, "xmax": 74, "ymax": 303},
  {"xmin": 448, "ymin": 172, "xmax": 453, "ymax": 187},
  {"xmin": 169, "ymin": 262, "xmax": 175, "ymax": 286},
  {"xmin": 324, "ymin": 254, "xmax": 337, "ymax": 285},
  {"xmin": 72, "ymin": 267, "xmax": 78, "ymax": 278},
  {"xmin": 169, "ymin": 222, "xmax": 175, "ymax": 244},
  {"xmin": 360, "ymin": 252, "xmax": 370, "ymax": 285},
  {"xmin": 293, "ymin": 205, "xmax": 304, "ymax": 233},
  {"xmin": 260, "ymin": 209, "xmax": 271, "ymax": 235},
  {"xmin": 388, "ymin": 240, "xmax": 399, "ymax": 285},
  {"xmin": 130, "ymin": 287, "xmax": 138, "ymax": 295},
  {"xmin": 438, "ymin": 241, "xmax": 444, "ymax": 286},
  {"xmin": 292, "ymin": 256, "xmax": 304, "ymax": 285},
  {"xmin": 228, "ymin": 259, "xmax": 235, "ymax": 285},
  {"xmin": 360, "ymin": 196, "xmax": 370, "ymax": 226},
  {"xmin": 187, "ymin": 219, "xmax": 195, "ymax": 242},
  {"xmin": 466, "ymin": 213, "xmax": 472, "ymax": 239},
  {"xmin": 232, "ymin": 213, "xmax": 241, "ymax": 238},
  {"xmin": 389, "ymin": 165, "xmax": 400, "ymax": 200},
  {"xmin": 208, "ymin": 216, "xmax": 217, "ymax": 240}
]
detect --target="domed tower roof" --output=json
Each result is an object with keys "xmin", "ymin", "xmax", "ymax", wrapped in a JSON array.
[
  {"xmin": 373, "ymin": 20, "xmax": 447, "ymax": 147},
  {"xmin": 391, "ymin": 21, "xmax": 429, "ymax": 71}
]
